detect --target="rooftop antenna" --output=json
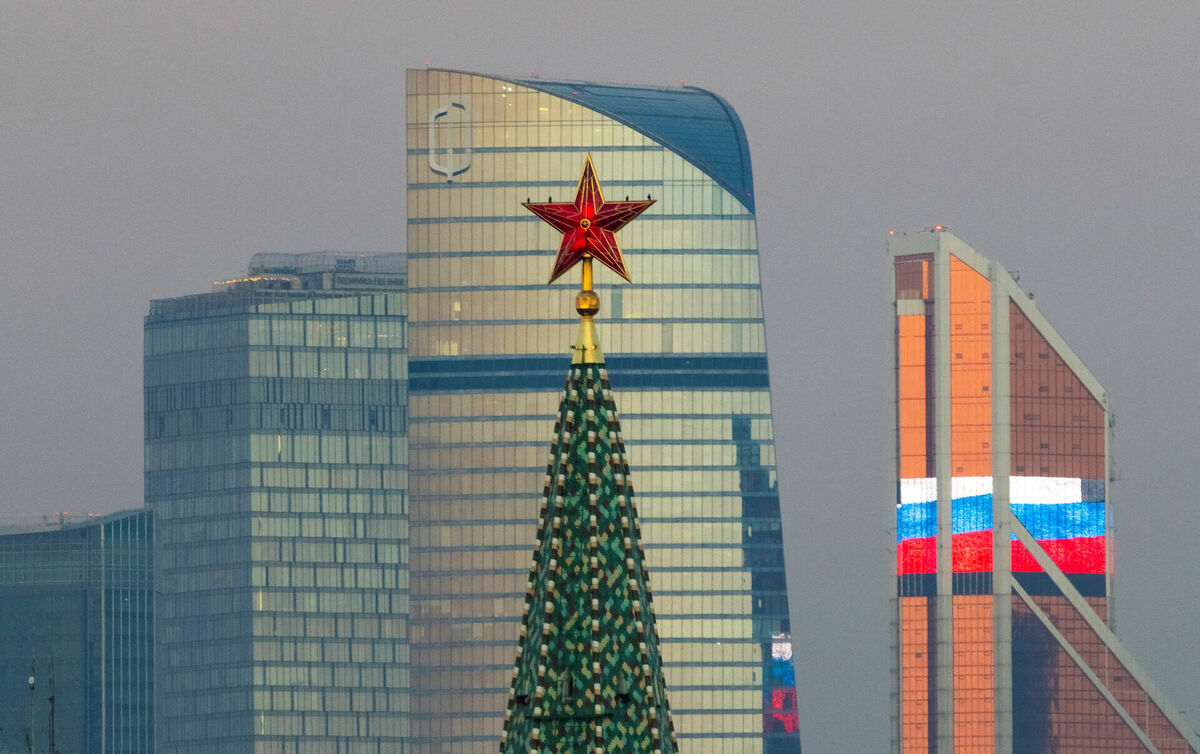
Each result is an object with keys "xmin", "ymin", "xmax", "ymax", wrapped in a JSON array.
[
  {"xmin": 48, "ymin": 654, "xmax": 59, "ymax": 754},
  {"xmin": 27, "ymin": 650, "xmax": 34, "ymax": 754}
]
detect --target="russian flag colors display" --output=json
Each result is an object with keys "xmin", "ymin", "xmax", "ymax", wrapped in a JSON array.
[{"xmin": 897, "ymin": 476, "xmax": 1105, "ymax": 575}]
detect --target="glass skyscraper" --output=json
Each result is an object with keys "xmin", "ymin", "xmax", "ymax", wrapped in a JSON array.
[
  {"xmin": 145, "ymin": 253, "xmax": 410, "ymax": 753},
  {"xmin": 405, "ymin": 69, "xmax": 799, "ymax": 752},
  {"xmin": 0, "ymin": 509, "xmax": 153, "ymax": 754},
  {"xmin": 891, "ymin": 229, "xmax": 1199, "ymax": 752}
]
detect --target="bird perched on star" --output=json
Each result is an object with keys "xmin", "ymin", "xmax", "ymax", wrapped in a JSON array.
[{"xmin": 523, "ymin": 155, "xmax": 655, "ymax": 284}]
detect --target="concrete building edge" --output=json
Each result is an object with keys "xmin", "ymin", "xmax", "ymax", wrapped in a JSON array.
[
  {"xmin": 990, "ymin": 266, "xmax": 1014, "ymax": 754},
  {"xmin": 933, "ymin": 242, "xmax": 955, "ymax": 752}
]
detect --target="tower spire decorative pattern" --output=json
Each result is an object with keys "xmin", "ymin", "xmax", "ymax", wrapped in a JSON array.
[{"xmin": 500, "ymin": 159, "xmax": 676, "ymax": 752}]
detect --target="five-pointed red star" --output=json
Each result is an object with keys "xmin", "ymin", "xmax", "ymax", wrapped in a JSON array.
[{"xmin": 524, "ymin": 155, "xmax": 654, "ymax": 284}]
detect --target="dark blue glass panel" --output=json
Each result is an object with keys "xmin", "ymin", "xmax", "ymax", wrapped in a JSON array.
[
  {"xmin": 409, "ymin": 355, "xmax": 770, "ymax": 393},
  {"xmin": 512, "ymin": 78, "xmax": 755, "ymax": 213}
]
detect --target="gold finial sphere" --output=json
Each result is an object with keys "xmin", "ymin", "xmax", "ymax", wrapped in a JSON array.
[{"xmin": 575, "ymin": 289, "xmax": 600, "ymax": 316}]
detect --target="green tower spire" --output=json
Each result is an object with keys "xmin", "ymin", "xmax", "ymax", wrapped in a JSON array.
[
  {"xmin": 501, "ymin": 158, "xmax": 676, "ymax": 752},
  {"xmin": 499, "ymin": 363, "xmax": 678, "ymax": 752}
]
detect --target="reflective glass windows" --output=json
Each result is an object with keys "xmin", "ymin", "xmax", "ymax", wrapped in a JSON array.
[
  {"xmin": 406, "ymin": 69, "xmax": 798, "ymax": 752},
  {"xmin": 890, "ymin": 232, "xmax": 1161, "ymax": 751},
  {"xmin": 146, "ymin": 280, "xmax": 409, "ymax": 753},
  {"xmin": 0, "ymin": 510, "xmax": 152, "ymax": 754},
  {"xmin": 1009, "ymin": 304, "xmax": 1106, "ymax": 578}
]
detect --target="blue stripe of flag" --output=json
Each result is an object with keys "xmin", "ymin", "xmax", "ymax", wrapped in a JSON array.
[
  {"xmin": 1011, "ymin": 503, "xmax": 1105, "ymax": 541},
  {"xmin": 898, "ymin": 497, "xmax": 1105, "ymax": 541}
]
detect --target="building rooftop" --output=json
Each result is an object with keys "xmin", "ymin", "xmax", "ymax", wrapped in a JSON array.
[
  {"xmin": 0, "ymin": 508, "xmax": 146, "ymax": 538},
  {"xmin": 432, "ymin": 69, "xmax": 756, "ymax": 213},
  {"xmin": 248, "ymin": 251, "xmax": 406, "ymax": 275},
  {"xmin": 515, "ymin": 77, "xmax": 754, "ymax": 212}
]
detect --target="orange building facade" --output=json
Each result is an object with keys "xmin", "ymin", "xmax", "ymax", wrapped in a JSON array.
[{"xmin": 891, "ymin": 229, "xmax": 1199, "ymax": 753}]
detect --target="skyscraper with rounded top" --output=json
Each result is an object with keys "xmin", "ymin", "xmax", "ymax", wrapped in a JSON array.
[{"xmin": 406, "ymin": 69, "xmax": 800, "ymax": 752}]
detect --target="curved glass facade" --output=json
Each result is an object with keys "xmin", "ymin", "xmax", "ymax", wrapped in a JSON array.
[{"xmin": 406, "ymin": 69, "xmax": 799, "ymax": 752}]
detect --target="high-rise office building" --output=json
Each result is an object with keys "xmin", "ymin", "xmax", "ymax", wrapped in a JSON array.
[
  {"xmin": 891, "ymin": 229, "xmax": 1199, "ymax": 752},
  {"xmin": 0, "ymin": 509, "xmax": 153, "ymax": 754},
  {"xmin": 406, "ymin": 69, "xmax": 799, "ymax": 752},
  {"xmin": 145, "ymin": 253, "xmax": 409, "ymax": 753}
]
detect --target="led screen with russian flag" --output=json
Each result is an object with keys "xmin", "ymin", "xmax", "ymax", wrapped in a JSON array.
[{"xmin": 897, "ymin": 476, "xmax": 1105, "ymax": 574}]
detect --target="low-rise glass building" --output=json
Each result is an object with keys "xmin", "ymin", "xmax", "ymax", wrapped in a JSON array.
[{"xmin": 0, "ymin": 509, "xmax": 153, "ymax": 754}]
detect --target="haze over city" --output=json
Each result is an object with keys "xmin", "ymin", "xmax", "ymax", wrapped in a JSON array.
[{"xmin": 1, "ymin": 3, "xmax": 1198, "ymax": 751}]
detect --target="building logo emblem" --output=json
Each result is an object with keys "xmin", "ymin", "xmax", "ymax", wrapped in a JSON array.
[{"xmin": 428, "ymin": 100, "xmax": 471, "ymax": 181}]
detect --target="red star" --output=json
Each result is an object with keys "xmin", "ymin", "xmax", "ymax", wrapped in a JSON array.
[{"xmin": 524, "ymin": 156, "xmax": 654, "ymax": 284}]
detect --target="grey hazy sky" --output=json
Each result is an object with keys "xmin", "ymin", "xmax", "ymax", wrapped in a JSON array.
[{"xmin": 2, "ymin": 2, "xmax": 1198, "ymax": 750}]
